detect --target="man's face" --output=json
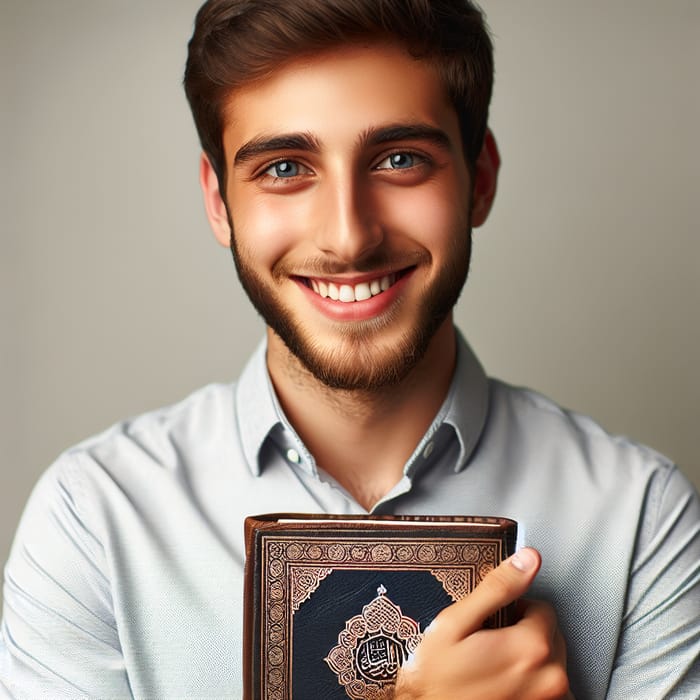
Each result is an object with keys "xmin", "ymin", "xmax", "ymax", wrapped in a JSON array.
[{"xmin": 211, "ymin": 44, "xmax": 487, "ymax": 391}]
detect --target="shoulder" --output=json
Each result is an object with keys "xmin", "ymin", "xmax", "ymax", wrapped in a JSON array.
[
  {"xmin": 488, "ymin": 377, "xmax": 673, "ymax": 464},
  {"xmin": 7, "ymin": 380, "xmax": 249, "ymax": 591},
  {"xmin": 69, "ymin": 381, "xmax": 236, "ymax": 468},
  {"xmin": 33, "ymin": 382, "xmax": 239, "ymax": 527},
  {"xmin": 481, "ymin": 378, "xmax": 682, "ymax": 497},
  {"xmin": 481, "ymin": 378, "xmax": 698, "ymax": 544},
  {"xmin": 74, "ymin": 380, "xmax": 236, "ymax": 449}
]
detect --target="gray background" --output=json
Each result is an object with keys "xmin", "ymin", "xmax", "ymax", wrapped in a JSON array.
[{"xmin": 2, "ymin": 1, "xmax": 699, "ymax": 612}]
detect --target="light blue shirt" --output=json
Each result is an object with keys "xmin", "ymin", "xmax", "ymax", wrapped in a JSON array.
[{"xmin": 2, "ymin": 333, "xmax": 698, "ymax": 699}]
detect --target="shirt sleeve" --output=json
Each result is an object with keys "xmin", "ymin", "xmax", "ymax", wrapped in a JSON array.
[
  {"xmin": 607, "ymin": 464, "xmax": 700, "ymax": 698},
  {"xmin": 0, "ymin": 458, "xmax": 132, "ymax": 699}
]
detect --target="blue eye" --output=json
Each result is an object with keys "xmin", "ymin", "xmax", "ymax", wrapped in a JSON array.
[
  {"xmin": 265, "ymin": 160, "xmax": 300, "ymax": 178},
  {"xmin": 376, "ymin": 152, "xmax": 416, "ymax": 170}
]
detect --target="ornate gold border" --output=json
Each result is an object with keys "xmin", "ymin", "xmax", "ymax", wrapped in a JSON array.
[{"xmin": 259, "ymin": 535, "xmax": 503, "ymax": 699}]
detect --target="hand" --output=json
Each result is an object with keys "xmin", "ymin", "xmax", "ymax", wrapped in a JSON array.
[{"xmin": 394, "ymin": 548, "xmax": 572, "ymax": 700}]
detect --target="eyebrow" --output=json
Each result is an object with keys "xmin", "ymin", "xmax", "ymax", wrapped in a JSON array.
[
  {"xmin": 232, "ymin": 122, "xmax": 454, "ymax": 168},
  {"xmin": 234, "ymin": 133, "xmax": 321, "ymax": 166},
  {"xmin": 360, "ymin": 123, "xmax": 454, "ymax": 151}
]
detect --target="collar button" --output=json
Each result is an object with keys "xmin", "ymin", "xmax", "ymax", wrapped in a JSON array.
[{"xmin": 286, "ymin": 448, "xmax": 301, "ymax": 464}]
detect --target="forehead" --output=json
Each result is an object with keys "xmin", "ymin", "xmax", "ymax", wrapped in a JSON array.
[{"xmin": 221, "ymin": 43, "xmax": 458, "ymax": 150}]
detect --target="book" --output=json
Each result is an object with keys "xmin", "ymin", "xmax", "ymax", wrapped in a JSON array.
[{"xmin": 243, "ymin": 513, "xmax": 517, "ymax": 700}]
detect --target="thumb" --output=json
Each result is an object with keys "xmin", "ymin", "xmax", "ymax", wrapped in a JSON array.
[{"xmin": 427, "ymin": 547, "xmax": 541, "ymax": 643}]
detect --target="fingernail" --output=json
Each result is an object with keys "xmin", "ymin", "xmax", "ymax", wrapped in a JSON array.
[{"xmin": 510, "ymin": 547, "xmax": 537, "ymax": 572}]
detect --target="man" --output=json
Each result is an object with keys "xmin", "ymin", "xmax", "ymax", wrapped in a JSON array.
[{"xmin": 1, "ymin": 1, "xmax": 698, "ymax": 698}]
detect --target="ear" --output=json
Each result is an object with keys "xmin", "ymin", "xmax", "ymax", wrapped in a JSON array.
[
  {"xmin": 470, "ymin": 129, "xmax": 500, "ymax": 227},
  {"xmin": 199, "ymin": 152, "xmax": 231, "ymax": 247}
]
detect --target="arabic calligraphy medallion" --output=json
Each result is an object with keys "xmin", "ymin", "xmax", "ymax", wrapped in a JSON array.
[{"xmin": 325, "ymin": 585, "xmax": 422, "ymax": 699}]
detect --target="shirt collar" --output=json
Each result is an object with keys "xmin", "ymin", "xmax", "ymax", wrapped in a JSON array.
[
  {"xmin": 234, "ymin": 328, "xmax": 489, "ymax": 477},
  {"xmin": 441, "ymin": 329, "xmax": 490, "ymax": 472},
  {"xmin": 235, "ymin": 339, "xmax": 279, "ymax": 477}
]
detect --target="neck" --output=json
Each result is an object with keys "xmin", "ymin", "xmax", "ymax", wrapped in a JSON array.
[{"xmin": 266, "ymin": 320, "xmax": 457, "ymax": 510}]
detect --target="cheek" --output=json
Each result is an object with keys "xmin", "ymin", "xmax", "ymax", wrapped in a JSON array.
[
  {"xmin": 382, "ymin": 184, "xmax": 469, "ymax": 252},
  {"xmin": 229, "ymin": 190, "xmax": 310, "ymax": 268}
]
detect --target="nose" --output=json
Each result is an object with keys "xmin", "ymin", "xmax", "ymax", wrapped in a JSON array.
[{"xmin": 313, "ymin": 174, "xmax": 383, "ymax": 262}]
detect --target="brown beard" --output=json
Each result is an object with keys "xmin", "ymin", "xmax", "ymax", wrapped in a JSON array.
[{"xmin": 226, "ymin": 211, "xmax": 472, "ymax": 391}]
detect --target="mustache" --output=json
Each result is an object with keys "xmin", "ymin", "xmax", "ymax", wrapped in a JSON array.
[{"xmin": 272, "ymin": 250, "xmax": 428, "ymax": 279}]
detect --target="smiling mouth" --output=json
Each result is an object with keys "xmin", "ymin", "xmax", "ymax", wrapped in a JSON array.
[{"xmin": 301, "ymin": 269, "xmax": 411, "ymax": 303}]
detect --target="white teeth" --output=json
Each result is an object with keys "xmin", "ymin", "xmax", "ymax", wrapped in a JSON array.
[
  {"xmin": 354, "ymin": 282, "xmax": 372, "ymax": 301},
  {"xmin": 309, "ymin": 273, "xmax": 399, "ymax": 302}
]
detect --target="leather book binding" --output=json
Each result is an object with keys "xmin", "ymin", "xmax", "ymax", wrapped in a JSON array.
[{"xmin": 243, "ymin": 513, "xmax": 517, "ymax": 700}]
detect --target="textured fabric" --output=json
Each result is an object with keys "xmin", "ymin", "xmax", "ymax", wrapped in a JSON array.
[{"xmin": 1, "ymin": 332, "xmax": 698, "ymax": 699}]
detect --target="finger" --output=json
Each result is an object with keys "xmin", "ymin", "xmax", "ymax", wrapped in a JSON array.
[
  {"xmin": 428, "ymin": 547, "xmax": 542, "ymax": 642},
  {"xmin": 518, "ymin": 599, "xmax": 559, "ymax": 644},
  {"xmin": 513, "ymin": 600, "xmax": 563, "ymax": 674}
]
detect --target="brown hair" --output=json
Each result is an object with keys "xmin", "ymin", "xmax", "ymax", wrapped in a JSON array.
[{"xmin": 184, "ymin": 0, "xmax": 493, "ymax": 186}]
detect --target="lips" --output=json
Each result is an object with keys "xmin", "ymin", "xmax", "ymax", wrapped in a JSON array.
[{"xmin": 305, "ymin": 271, "xmax": 404, "ymax": 303}]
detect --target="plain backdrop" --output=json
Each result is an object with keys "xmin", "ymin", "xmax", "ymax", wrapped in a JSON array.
[{"xmin": 2, "ymin": 1, "xmax": 698, "ymax": 612}]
